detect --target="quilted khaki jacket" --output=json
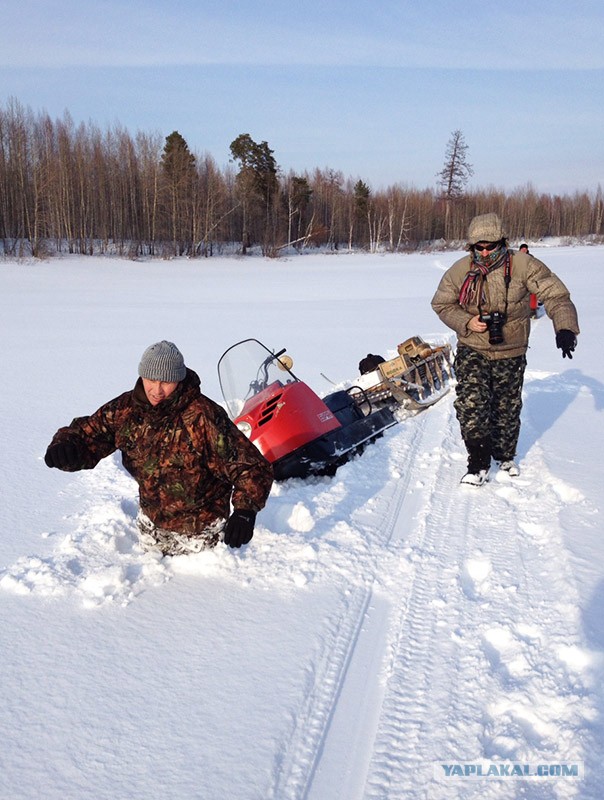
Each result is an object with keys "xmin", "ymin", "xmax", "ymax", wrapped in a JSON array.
[
  {"xmin": 431, "ymin": 250, "xmax": 579, "ymax": 359},
  {"xmin": 47, "ymin": 369, "xmax": 274, "ymax": 534}
]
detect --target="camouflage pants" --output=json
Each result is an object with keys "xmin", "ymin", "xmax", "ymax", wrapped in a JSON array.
[
  {"xmin": 453, "ymin": 346, "xmax": 526, "ymax": 462},
  {"xmin": 136, "ymin": 510, "xmax": 224, "ymax": 556}
]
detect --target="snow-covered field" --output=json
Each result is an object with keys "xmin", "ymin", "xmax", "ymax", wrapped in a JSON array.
[{"xmin": 1, "ymin": 246, "xmax": 602, "ymax": 799}]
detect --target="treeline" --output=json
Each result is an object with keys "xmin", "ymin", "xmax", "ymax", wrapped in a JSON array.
[{"xmin": 1, "ymin": 99, "xmax": 603, "ymax": 258}]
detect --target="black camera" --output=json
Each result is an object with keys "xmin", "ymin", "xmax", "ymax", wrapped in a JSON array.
[{"xmin": 479, "ymin": 311, "xmax": 506, "ymax": 345}]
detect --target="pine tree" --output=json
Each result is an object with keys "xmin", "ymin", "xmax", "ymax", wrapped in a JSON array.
[
  {"xmin": 437, "ymin": 130, "xmax": 473, "ymax": 200},
  {"xmin": 229, "ymin": 133, "xmax": 278, "ymax": 253},
  {"xmin": 161, "ymin": 131, "xmax": 196, "ymax": 255},
  {"xmin": 286, "ymin": 175, "xmax": 313, "ymax": 249},
  {"xmin": 437, "ymin": 130, "xmax": 473, "ymax": 239},
  {"xmin": 354, "ymin": 180, "xmax": 370, "ymax": 217},
  {"xmin": 351, "ymin": 179, "xmax": 371, "ymax": 248}
]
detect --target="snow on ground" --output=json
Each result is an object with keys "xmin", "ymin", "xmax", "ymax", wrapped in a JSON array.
[{"xmin": 0, "ymin": 247, "xmax": 603, "ymax": 799}]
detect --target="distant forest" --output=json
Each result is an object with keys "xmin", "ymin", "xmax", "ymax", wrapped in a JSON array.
[{"xmin": 1, "ymin": 98, "xmax": 603, "ymax": 258}]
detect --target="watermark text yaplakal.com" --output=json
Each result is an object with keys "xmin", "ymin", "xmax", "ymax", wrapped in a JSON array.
[{"xmin": 434, "ymin": 761, "xmax": 584, "ymax": 781}]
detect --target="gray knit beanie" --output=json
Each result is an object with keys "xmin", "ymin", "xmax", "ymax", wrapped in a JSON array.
[
  {"xmin": 467, "ymin": 213, "xmax": 506, "ymax": 245},
  {"xmin": 138, "ymin": 341, "xmax": 186, "ymax": 382}
]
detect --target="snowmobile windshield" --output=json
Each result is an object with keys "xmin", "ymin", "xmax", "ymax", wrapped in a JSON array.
[{"xmin": 217, "ymin": 339, "xmax": 299, "ymax": 419}]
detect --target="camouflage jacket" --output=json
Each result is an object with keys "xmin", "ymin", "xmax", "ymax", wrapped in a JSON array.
[
  {"xmin": 47, "ymin": 370, "xmax": 274, "ymax": 534},
  {"xmin": 431, "ymin": 250, "xmax": 580, "ymax": 360}
]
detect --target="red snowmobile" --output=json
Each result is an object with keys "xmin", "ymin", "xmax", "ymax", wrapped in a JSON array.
[{"xmin": 217, "ymin": 338, "xmax": 397, "ymax": 481}]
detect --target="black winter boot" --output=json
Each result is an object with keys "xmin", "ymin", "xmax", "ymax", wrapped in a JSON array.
[{"xmin": 461, "ymin": 437, "xmax": 491, "ymax": 486}]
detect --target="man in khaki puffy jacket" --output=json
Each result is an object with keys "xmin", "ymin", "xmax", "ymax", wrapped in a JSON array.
[{"xmin": 431, "ymin": 213, "xmax": 579, "ymax": 486}]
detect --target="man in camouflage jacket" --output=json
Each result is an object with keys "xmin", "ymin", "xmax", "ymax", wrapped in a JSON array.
[
  {"xmin": 431, "ymin": 213, "xmax": 579, "ymax": 486},
  {"xmin": 44, "ymin": 341, "xmax": 274, "ymax": 554}
]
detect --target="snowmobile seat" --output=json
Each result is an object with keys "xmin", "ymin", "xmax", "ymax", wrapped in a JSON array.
[{"xmin": 323, "ymin": 390, "xmax": 364, "ymax": 426}]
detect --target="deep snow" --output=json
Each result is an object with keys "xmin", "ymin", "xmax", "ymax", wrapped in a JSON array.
[{"xmin": 0, "ymin": 246, "xmax": 602, "ymax": 800}]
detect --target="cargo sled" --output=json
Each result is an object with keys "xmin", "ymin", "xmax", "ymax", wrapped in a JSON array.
[
  {"xmin": 218, "ymin": 338, "xmax": 397, "ymax": 481},
  {"xmin": 354, "ymin": 336, "xmax": 454, "ymax": 411}
]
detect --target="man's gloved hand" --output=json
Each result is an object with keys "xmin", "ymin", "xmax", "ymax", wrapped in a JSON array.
[
  {"xmin": 556, "ymin": 329, "xmax": 577, "ymax": 359},
  {"xmin": 44, "ymin": 438, "xmax": 84, "ymax": 470},
  {"xmin": 223, "ymin": 510, "xmax": 256, "ymax": 548}
]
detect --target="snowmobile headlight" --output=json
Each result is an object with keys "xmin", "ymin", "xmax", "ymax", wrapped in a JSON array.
[
  {"xmin": 236, "ymin": 420, "xmax": 253, "ymax": 438},
  {"xmin": 277, "ymin": 354, "xmax": 293, "ymax": 371}
]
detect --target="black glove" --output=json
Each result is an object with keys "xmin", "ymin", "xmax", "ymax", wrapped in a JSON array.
[
  {"xmin": 223, "ymin": 510, "xmax": 256, "ymax": 548},
  {"xmin": 44, "ymin": 438, "xmax": 84, "ymax": 470},
  {"xmin": 556, "ymin": 329, "xmax": 577, "ymax": 359}
]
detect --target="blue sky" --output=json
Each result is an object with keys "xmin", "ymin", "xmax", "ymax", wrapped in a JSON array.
[{"xmin": 2, "ymin": 0, "xmax": 603, "ymax": 193}]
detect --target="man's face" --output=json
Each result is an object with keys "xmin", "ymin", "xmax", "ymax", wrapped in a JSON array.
[{"xmin": 142, "ymin": 378, "xmax": 179, "ymax": 406}]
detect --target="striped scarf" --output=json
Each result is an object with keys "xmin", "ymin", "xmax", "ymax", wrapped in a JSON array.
[{"xmin": 459, "ymin": 245, "xmax": 509, "ymax": 307}]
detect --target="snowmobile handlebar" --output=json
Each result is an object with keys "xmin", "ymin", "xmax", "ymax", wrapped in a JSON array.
[{"xmin": 249, "ymin": 348, "xmax": 288, "ymax": 395}]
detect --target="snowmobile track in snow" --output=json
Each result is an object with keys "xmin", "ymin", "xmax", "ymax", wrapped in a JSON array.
[{"xmin": 270, "ymin": 407, "xmax": 448, "ymax": 800}]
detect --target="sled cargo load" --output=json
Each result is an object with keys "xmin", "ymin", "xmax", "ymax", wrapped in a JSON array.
[{"xmin": 354, "ymin": 336, "xmax": 454, "ymax": 411}]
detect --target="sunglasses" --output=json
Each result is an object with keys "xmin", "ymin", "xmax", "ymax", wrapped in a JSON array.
[{"xmin": 474, "ymin": 241, "xmax": 501, "ymax": 252}]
